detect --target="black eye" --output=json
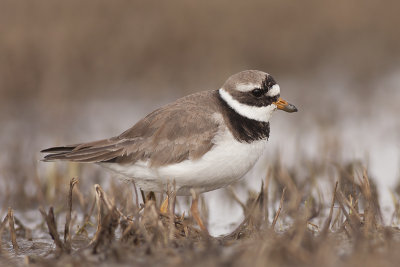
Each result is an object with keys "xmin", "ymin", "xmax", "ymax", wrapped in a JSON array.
[
  {"xmin": 270, "ymin": 95, "xmax": 279, "ymax": 102},
  {"xmin": 251, "ymin": 89, "xmax": 263, "ymax": 97}
]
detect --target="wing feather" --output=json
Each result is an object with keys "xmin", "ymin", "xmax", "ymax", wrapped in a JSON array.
[{"xmin": 41, "ymin": 91, "xmax": 222, "ymax": 166}]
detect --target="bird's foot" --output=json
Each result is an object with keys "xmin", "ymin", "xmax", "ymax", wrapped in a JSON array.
[
  {"xmin": 160, "ymin": 196, "xmax": 169, "ymax": 214},
  {"xmin": 190, "ymin": 189, "xmax": 209, "ymax": 235}
]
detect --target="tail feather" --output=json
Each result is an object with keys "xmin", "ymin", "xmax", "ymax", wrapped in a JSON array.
[
  {"xmin": 59, "ymin": 144, "xmax": 120, "ymax": 157},
  {"xmin": 72, "ymin": 149, "xmax": 123, "ymax": 163},
  {"xmin": 40, "ymin": 145, "xmax": 77, "ymax": 153},
  {"xmin": 41, "ymin": 138, "xmax": 124, "ymax": 163}
]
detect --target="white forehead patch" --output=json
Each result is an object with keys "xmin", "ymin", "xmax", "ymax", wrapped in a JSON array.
[
  {"xmin": 266, "ymin": 84, "xmax": 280, "ymax": 97},
  {"xmin": 235, "ymin": 83, "xmax": 259, "ymax": 92},
  {"xmin": 219, "ymin": 89, "xmax": 276, "ymax": 122}
]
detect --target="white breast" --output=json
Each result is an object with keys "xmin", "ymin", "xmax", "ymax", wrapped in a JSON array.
[{"xmin": 102, "ymin": 126, "xmax": 268, "ymax": 195}]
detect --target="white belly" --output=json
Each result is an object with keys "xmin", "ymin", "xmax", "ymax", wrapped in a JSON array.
[{"xmin": 102, "ymin": 128, "xmax": 268, "ymax": 195}]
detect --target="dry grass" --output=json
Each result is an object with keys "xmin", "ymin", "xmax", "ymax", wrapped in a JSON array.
[{"xmin": 1, "ymin": 149, "xmax": 400, "ymax": 267}]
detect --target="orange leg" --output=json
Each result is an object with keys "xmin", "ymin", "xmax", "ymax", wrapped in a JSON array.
[
  {"xmin": 190, "ymin": 190, "xmax": 209, "ymax": 234},
  {"xmin": 160, "ymin": 195, "xmax": 169, "ymax": 214}
]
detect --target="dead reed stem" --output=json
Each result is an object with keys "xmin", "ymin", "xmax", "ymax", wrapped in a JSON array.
[
  {"xmin": 140, "ymin": 190, "xmax": 146, "ymax": 204},
  {"xmin": 321, "ymin": 181, "xmax": 338, "ymax": 236},
  {"xmin": 8, "ymin": 207, "xmax": 19, "ymax": 253},
  {"xmin": 132, "ymin": 181, "xmax": 139, "ymax": 209},
  {"xmin": 221, "ymin": 185, "xmax": 265, "ymax": 241},
  {"xmin": 64, "ymin": 177, "xmax": 78, "ymax": 250},
  {"xmin": 0, "ymin": 214, "xmax": 9, "ymax": 251},
  {"xmin": 167, "ymin": 181, "xmax": 177, "ymax": 240},
  {"xmin": 39, "ymin": 207, "xmax": 68, "ymax": 253},
  {"xmin": 264, "ymin": 169, "xmax": 271, "ymax": 224},
  {"xmin": 272, "ymin": 187, "xmax": 286, "ymax": 229},
  {"xmin": 227, "ymin": 186, "xmax": 247, "ymax": 214},
  {"xmin": 361, "ymin": 169, "xmax": 378, "ymax": 234},
  {"xmin": 76, "ymin": 195, "xmax": 96, "ymax": 236},
  {"xmin": 90, "ymin": 184, "xmax": 121, "ymax": 252},
  {"xmin": 335, "ymin": 190, "xmax": 357, "ymax": 234},
  {"xmin": 13, "ymin": 216, "xmax": 32, "ymax": 240},
  {"xmin": 338, "ymin": 191, "xmax": 362, "ymax": 224}
]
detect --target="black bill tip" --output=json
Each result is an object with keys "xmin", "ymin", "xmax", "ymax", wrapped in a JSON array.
[{"xmin": 284, "ymin": 103, "xmax": 298, "ymax": 113}]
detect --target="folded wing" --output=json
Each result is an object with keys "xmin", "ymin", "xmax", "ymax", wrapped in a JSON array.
[{"xmin": 41, "ymin": 91, "xmax": 221, "ymax": 167}]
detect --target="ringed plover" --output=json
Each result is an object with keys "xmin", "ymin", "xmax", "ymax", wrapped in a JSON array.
[{"xmin": 41, "ymin": 70, "xmax": 297, "ymax": 231}]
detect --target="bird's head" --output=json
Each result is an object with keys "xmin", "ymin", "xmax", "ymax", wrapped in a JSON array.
[{"xmin": 219, "ymin": 70, "xmax": 297, "ymax": 122}]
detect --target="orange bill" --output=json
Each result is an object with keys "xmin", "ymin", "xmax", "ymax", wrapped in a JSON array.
[{"xmin": 273, "ymin": 98, "xmax": 298, "ymax": 113}]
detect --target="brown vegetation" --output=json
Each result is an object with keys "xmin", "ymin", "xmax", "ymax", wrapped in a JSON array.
[{"xmin": 1, "ymin": 152, "xmax": 400, "ymax": 266}]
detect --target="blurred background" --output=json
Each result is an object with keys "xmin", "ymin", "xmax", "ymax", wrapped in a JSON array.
[{"xmin": 1, "ymin": 0, "xmax": 399, "ymax": 234}]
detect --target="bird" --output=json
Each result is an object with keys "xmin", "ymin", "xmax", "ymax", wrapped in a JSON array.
[{"xmin": 41, "ymin": 70, "xmax": 297, "ymax": 232}]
